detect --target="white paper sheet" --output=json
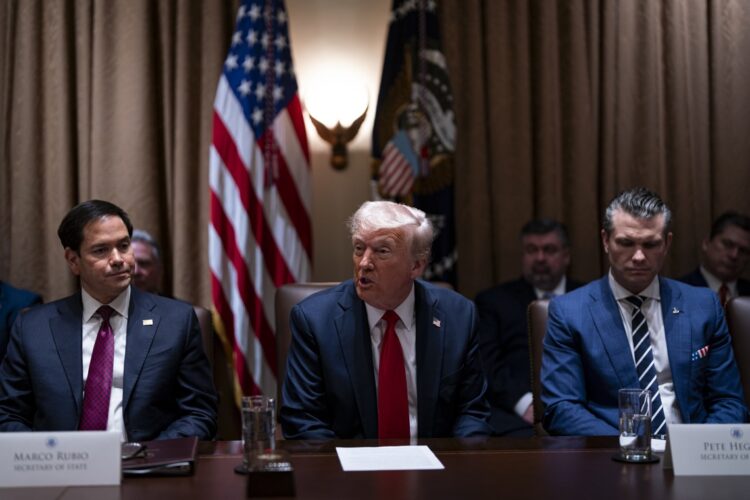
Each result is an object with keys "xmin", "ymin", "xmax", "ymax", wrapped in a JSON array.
[{"xmin": 336, "ymin": 446, "xmax": 445, "ymax": 471}]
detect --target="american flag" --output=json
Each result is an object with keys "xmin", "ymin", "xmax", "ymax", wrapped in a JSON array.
[
  {"xmin": 209, "ymin": 0, "xmax": 311, "ymax": 401},
  {"xmin": 372, "ymin": 0, "xmax": 458, "ymax": 285},
  {"xmin": 691, "ymin": 345, "xmax": 711, "ymax": 361}
]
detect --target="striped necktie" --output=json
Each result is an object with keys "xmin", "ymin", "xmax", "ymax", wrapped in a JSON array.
[{"xmin": 625, "ymin": 296, "xmax": 666, "ymax": 437}]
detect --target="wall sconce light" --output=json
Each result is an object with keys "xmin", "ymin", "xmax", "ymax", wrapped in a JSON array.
[
  {"xmin": 303, "ymin": 74, "xmax": 369, "ymax": 170},
  {"xmin": 307, "ymin": 105, "xmax": 368, "ymax": 170}
]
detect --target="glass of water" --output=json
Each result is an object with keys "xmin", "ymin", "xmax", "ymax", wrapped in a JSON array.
[
  {"xmin": 618, "ymin": 388, "xmax": 652, "ymax": 462},
  {"xmin": 241, "ymin": 396, "xmax": 276, "ymax": 472}
]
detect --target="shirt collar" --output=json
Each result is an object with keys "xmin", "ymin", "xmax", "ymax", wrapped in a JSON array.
[
  {"xmin": 82, "ymin": 286, "xmax": 131, "ymax": 322},
  {"xmin": 535, "ymin": 276, "xmax": 567, "ymax": 299},
  {"xmin": 700, "ymin": 266, "xmax": 737, "ymax": 294},
  {"xmin": 608, "ymin": 270, "xmax": 661, "ymax": 302},
  {"xmin": 365, "ymin": 283, "xmax": 416, "ymax": 331}
]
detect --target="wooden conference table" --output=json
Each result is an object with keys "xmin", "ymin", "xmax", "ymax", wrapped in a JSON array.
[{"xmin": 5, "ymin": 436, "xmax": 749, "ymax": 500}]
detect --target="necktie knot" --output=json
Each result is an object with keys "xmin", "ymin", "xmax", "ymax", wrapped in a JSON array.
[
  {"xmin": 625, "ymin": 295, "xmax": 645, "ymax": 309},
  {"xmin": 97, "ymin": 305, "xmax": 114, "ymax": 322},
  {"xmin": 382, "ymin": 310, "xmax": 400, "ymax": 331}
]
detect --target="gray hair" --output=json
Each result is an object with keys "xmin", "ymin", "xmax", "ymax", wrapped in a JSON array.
[
  {"xmin": 347, "ymin": 201, "xmax": 434, "ymax": 260},
  {"xmin": 603, "ymin": 187, "xmax": 672, "ymax": 236},
  {"xmin": 132, "ymin": 228, "xmax": 161, "ymax": 261}
]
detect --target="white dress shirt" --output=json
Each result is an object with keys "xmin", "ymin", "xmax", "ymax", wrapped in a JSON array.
[
  {"xmin": 700, "ymin": 266, "xmax": 738, "ymax": 299},
  {"xmin": 81, "ymin": 287, "xmax": 130, "ymax": 441},
  {"xmin": 609, "ymin": 272, "xmax": 682, "ymax": 424},
  {"xmin": 365, "ymin": 285, "xmax": 418, "ymax": 439}
]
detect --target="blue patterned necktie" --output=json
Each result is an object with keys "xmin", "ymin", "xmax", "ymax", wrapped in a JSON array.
[{"xmin": 625, "ymin": 296, "xmax": 666, "ymax": 437}]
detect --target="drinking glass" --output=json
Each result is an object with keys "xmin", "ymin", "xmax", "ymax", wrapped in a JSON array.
[
  {"xmin": 618, "ymin": 388, "xmax": 652, "ymax": 462},
  {"xmin": 241, "ymin": 396, "xmax": 276, "ymax": 471}
]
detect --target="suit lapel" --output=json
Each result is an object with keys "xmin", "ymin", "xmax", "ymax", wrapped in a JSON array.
[
  {"xmin": 590, "ymin": 278, "xmax": 638, "ymax": 388},
  {"xmin": 49, "ymin": 294, "xmax": 84, "ymax": 414},
  {"xmin": 660, "ymin": 278, "xmax": 690, "ymax": 412},
  {"xmin": 334, "ymin": 284, "xmax": 377, "ymax": 437},
  {"xmin": 415, "ymin": 282, "xmax": 442, "ymax": 437},
  {"xmin": 122, "ymin": 289, "xmax": 160, "ymax": 409}
]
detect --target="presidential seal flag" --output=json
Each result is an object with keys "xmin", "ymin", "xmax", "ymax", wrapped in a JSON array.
[
  {"xmin": 372, "ymin": 0, "xmax": 457, "ymax": 284},
  {"xmin": 209, "ymin": 0, "xmax": 311, "ymax": 402}
]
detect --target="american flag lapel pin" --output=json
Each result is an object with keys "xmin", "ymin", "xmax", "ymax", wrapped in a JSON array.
[
  {"xmin": 143, "ymin": 319, "xmax": 154, "ymax": 326},
  {"xmin": 433, "ymin": 318, "xmax": 441, "ymax": 327}
]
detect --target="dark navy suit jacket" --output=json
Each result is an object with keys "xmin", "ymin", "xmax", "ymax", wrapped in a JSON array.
[
  {"xmin": 280, "ymin": 280, "xmax": 491, "ymax": 439},
  {"xmin": 541, "ymin": 276, "xmax": 748, "ymax": 435},
  {"xmin": 475, "ymin": 277, "xmax": 584, "ymax": 435},
  {"xmin": 0, "ymin": 286, "xmax": 218, "ymax": 440},
  {"xmin": 0, "ymin": 281, "xmax": 42, "ymax": 361},
  {"xmin": 679, "ymin": 267, "xmax": 750, "ymax": 296}
]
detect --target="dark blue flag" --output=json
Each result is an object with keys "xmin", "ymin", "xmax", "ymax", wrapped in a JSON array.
[{"xmin": 372, "ymin": 0, "xmax": 457, "ymax": 285}]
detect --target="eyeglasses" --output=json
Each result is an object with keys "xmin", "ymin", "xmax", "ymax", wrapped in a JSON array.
[{"xmin": 121, "ymin": 442, "xmax": 147, "ymax": 461}]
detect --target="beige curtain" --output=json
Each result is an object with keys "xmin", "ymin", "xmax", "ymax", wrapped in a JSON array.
[
  {"xmin": 442, "ymin": 0, "xmax": 750, "ymax": 298},
  {"xmin": 3, "ymin": 0, "xmax": 750, "ymax": 304},
  {"xmin": 0, "ymin": 0, "xmax": 237, "ymax": 305}
]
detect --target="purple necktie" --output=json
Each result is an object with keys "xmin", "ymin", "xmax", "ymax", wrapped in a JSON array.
[{"xmin": 79, "ymin": 305, "xmax": 115, "ymax": 430}]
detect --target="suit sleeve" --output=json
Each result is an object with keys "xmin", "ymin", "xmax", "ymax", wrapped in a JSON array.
[
  {"xmin": 702, "ymin": 294, "xmax": 749, "ymax": 423},
  {"xmin": 280, "ymin": 304, "xmax": 337, "ymax": 439},
  {"xmin": 475, "ymin": 290, "xmax": 530, "ymax": 413},
  {"xmin": 450, "ymin": 304, "xmax": 493, "ymax": 437},
  {"xmin": 0, "ymin": 314, "xmax": 35, "ymax": 431},
  {"xmin": 541, "ymin": 300, "xmax": 619, "ymax": 435},
  {"xmin": 157, "ymin": 308, "xmax": 218, "ymax": 439}
]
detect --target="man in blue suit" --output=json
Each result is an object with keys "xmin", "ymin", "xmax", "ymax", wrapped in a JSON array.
[
  {"xmin": 0, "ymin": 200, "xmax": 217, "ymax": 440},
  {"xmin": 281, "ymin": 201, "xmax": 491, "ymax": 439},
  {"xmin": 542, "ymin": 188, "xmax": 747, "ymax": 436}
]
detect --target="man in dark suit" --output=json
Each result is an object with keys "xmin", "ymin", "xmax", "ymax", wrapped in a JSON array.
[
  {"xmin": 542, "ymin": 188, "xmax": 747, "ymax": 436},
  {"xmin": 281, "ymin": 201, "xmax": 491, "ymax": 439},
  {"xmin": 0, "ymin": 200, "xmax": 217, "ymax": 440},
  {"xmin": 0, "ymin": 281, "xmax": 42, "ymax": 360},
  {"xmin": 475, "ymin": 219, "xmax": 584, "ymax": 436},
  {"xmin": 679, "ymin": 211, "xmax": 750, "ymax": 305},
  {"xmin": 131, "ymin": 229, "xmax": 165, "ymax": 295}
]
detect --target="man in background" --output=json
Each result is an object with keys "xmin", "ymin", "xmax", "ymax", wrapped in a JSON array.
[
  {"xmin": 0, "ymin": 281, "xmax": 42, "ymax": 360},
  {"xmin": 131, "ymin": 229, "xmax": 164, "ymax": 295},
  {"xmin": 281, "ymin": 200, "xmax": 490, "ymax": 439},
  {"xmin": 0, "ymin": 200, "xmax": 217, "ymax": 440},
  {"xmin": 475, "ymin": 218, "xmax": 584, "ymax": 436},
  {"xmin": 679, "ymin": 211, "xmax": 750, "ymax": 306},
  {"xmin": 542, "ymin": 188, "xmax": 747, "ymax": 436}
]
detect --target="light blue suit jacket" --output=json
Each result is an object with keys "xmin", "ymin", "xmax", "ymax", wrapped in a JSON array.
[
  {"xmin": 541, "ymin": 276, "xmax": 748, "ymax": 435},
  {"xmin": 280, "ymin": 280, "xmax": 491, "ymax": 439},
  {"xmin": 0, "ymin": 287, "xmax": 217, "ymax": 440}
]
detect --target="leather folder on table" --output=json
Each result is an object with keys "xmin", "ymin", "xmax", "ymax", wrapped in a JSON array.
[{"xmin": 121, "ymin": 436, "xmax": 198, "ymax": 476}]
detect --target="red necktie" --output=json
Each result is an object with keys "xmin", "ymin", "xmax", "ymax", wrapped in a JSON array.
[
  {"xmin": 79, "ymin": 306, "xmax": 115, "ymax": 430},
  {"xmin": 377, "ymin": 310, "xmax": 409, "ymax": 439},
  {"xmin": 719, "ymin": 283, "xmax": 729, "ymax": 309}
]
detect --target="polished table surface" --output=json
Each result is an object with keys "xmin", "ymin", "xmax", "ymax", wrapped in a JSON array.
[{"xmin": 4, "ymin": 436, "xmax": 750, "ymax": 499}]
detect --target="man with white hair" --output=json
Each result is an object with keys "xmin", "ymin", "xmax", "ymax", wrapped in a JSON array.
[{"xmin": 281, "ymin": 201, "xmax": 491, "ymax": 439}]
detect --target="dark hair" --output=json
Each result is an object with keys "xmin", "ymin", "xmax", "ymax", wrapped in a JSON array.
[
  {"xmin": 709, "ymin": 211, "xmax": 750, "ymax": 239},
  {"xmin": 603, "ymin": 187, "xmax": 672, "ymax": 236},
  {"xmin": 520, "ymin": 218, "xmax": 570, "ymax": 247},
  {"xmin": 57, "ymin": 200, "xmax": 133, "ymax": 252}
]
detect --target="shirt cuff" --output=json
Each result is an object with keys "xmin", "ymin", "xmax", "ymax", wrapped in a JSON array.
[{"xmin": 514, "ymin": 392, "xmax": 533, "ymax": 417}]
